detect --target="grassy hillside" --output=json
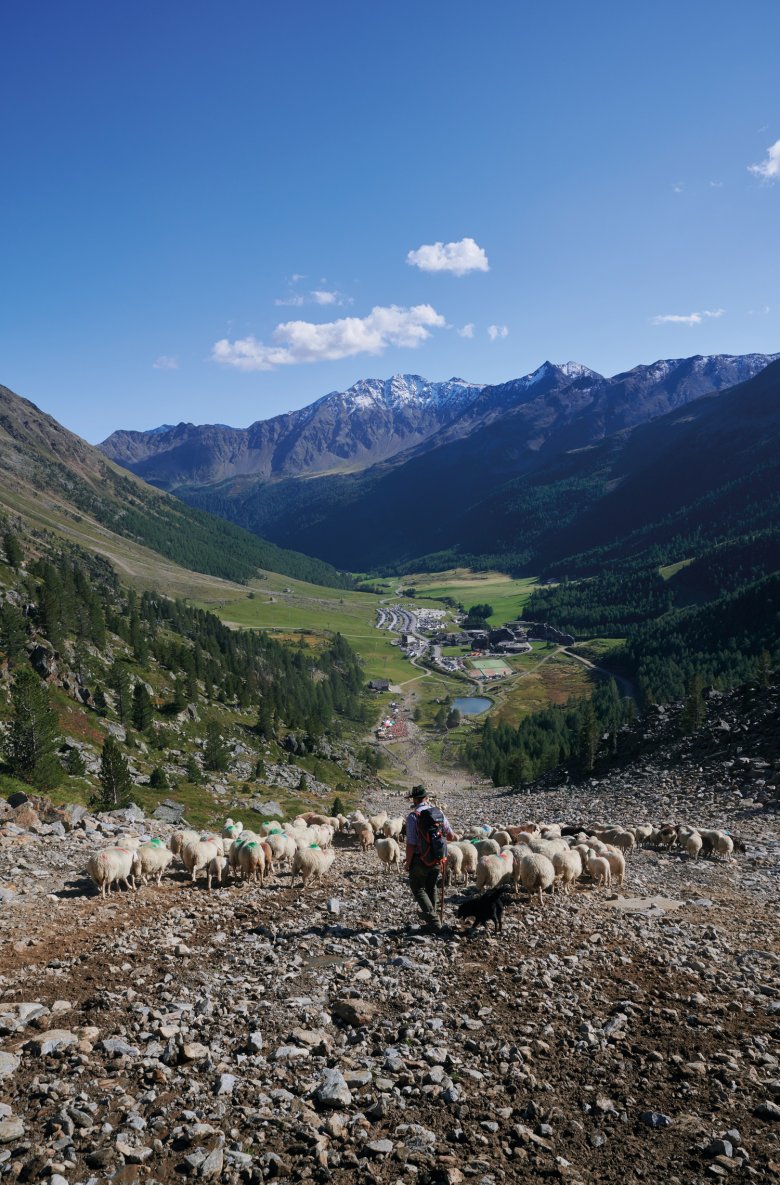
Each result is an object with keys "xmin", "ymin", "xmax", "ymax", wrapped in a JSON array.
[
  {"xmin": 0, "ymin": 518, "xmax": 373, "ymax": 823},
  {"xmin": 0, "ymin": 383, "xmax": 352, "ymax": 589}
]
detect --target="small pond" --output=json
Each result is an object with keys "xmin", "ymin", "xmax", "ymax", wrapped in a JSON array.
[{"xmin": 451, "ymin": 696, "xmax": 493, "ymax": 716}]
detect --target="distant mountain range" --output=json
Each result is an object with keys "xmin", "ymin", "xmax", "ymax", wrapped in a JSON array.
[
  {"xmin": 99, "ymin": 352, "xmax": 779, "ymax": 572},
  {"xmin": 100, "ymin": 374, "xmax": 483, "ymax": 486},
  {"xmin": 100, "ymin": 354, "xmax": 774, "ymax": 489}
]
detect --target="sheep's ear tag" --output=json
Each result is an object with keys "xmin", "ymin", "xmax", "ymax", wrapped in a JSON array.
[
  {"xmin": 470, "ymin": 838, "xmax": 479, "ymax": 845},
  {"xmin": 310, "ymin": 843, "xmax": 319, "ymax": 849},
  {"xmin": 151, "ymin": 838, "xmax": 163, "ymax": 845}
]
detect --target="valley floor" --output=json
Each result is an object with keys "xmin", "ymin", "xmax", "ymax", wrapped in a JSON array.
[{"xmin": 1, "ymin": 762, "xmax": 779, "ymax": 1184}]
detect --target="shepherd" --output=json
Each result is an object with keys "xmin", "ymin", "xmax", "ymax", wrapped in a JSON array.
[{"xmin": 404, "ymin": 784, "xmax": 456, "ymax": 937}]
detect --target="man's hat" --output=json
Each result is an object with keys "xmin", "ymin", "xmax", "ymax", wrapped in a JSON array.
[{"xmin": 409, "ymin": 784, "xmax": 427, "ymax": 800}]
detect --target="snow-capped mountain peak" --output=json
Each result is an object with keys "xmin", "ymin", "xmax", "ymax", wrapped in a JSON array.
[{"xmin": 329, "ymin": 373, "xmax": 483, "ymax": 412}]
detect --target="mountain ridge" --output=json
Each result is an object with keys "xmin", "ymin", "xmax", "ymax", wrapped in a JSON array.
[
  {"xmin": 99, "ymin": 353, "xmax": 777, "ymax": 494},
  {"xmin": 0, "ymin": 383, "xmax": 352, "ymax": 589},
  {"xmin": 174, "ymin": 355, "xmax": 780, "ymax": 575}
]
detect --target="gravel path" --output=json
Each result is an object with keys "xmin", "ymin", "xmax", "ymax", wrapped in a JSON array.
[{"xmin": 1, "ymin": 758, "xmax": 779, "ymax": 1185}]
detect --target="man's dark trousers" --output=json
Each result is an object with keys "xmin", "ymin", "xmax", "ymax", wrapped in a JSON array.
[{"xmin": 408, "ymin": 854, "xmax": 441, "ymax": 929}]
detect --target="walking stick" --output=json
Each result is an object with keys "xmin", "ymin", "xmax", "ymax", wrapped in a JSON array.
[{"xmin": 439, "ymin": 856, "xmax": 446, "ymax": 926}]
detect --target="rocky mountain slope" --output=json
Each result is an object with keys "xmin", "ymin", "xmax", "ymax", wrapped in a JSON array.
[
  {"xmin": 173, "ymin": 355, "xmax": 780, "ymax": 574},
  {"xmin": 98, "ymin": 353, "xmax": 778, "ymax": 573},
  {"xmin": 0, "ymin": 383, "xmax": 351, "ymax": 589},
  {"xmin": 99, "ymin": 353, "xmax": 776, "ymax": 495},
  {"xmin": 1, "ymin": 674, "xmax": 779, "ymax": 1183},
  {"xmin": 100, "ymin": 375, "xmax": 483, "ymax": 486}
]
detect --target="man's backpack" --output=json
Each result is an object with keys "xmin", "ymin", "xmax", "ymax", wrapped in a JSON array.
[{"xmin": 416, "ymin": 806, "xmax": 448, "ymax": 866}]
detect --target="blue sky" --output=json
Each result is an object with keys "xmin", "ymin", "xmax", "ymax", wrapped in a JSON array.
[{"xmin": 1, "ymin": 0, "xmax": 778, "ymax": 442}]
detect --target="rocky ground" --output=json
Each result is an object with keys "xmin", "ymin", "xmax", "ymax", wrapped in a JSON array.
[{"xmin": 1, "ymin": 733, "xmax": 780, "ymax": 1185}]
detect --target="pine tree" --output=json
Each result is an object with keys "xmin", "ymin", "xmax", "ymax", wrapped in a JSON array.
[
  {"xmin": 757, "ymin": 649, "xmax": 772, "ymax": 689},
  {"xmin": 4, "ymin": 668, "xmax": 62, "ymax": 789},
  {"xmin": 680, "ymin": 673, "xmax": 706, "ymax": 734},
  {"xmin": 109, "ymin": 662, "xmax": 133, "ymax": 724},
  {"xmin": 446, "ymin": 708, "xmax": 461, "ymax": 730},
  {"xmin": 2, "ymin": 530, "xmax": 23, "ymax": 569},
  {"xmin": 132, "ymin": 682, "xmax": 153, "ymax": 732},
  {"xmin": 0, "ymin": 601, "xmax": 27, "ymax": 668},
  {"xmin": 257, "ymin": 698, "xmax": 275, "ymax": 740},
  {"xmin": 203, "ymin": 722, "xmax": 230, "ymax": 772},
  {"xmin": 171, "ymin": 676, "xmax": 188, "ymax": 712},
  {"xmin": 66, "ymin": 747, "xmax": 87, "ymax": 776},
  {"xmin": 148, "ymin": 765, "xmax": 168, "ymax": 789},
  {"xmin": 98, "ymin": 735, "xmax": 133, "ymax": 807},
  {"xmin": 578, "ymin": 699, "xmax": 599, "ymax": 774},
  {"xmin": 184, "ymin": 754, "xmax": 202, "ymax": 783}
]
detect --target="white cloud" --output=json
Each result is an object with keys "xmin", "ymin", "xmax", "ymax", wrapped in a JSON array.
[
  {"xmin": 709, "ymin": 179, "xmax": 724, "ymax": 188},
  {"xmin": 275, "ymin": 288, "xmax": 349, "ymax": 307},
  {"xmin": 406, "ymin": 236, "xmax": 489, "ymax": 276},
  {"xmin": 487, "ymin": 324, "xmax": 509, "ymax": 340},
  {"xmin": 212, "ymin": 304, "xmax": 447, "ymax": 371},
  {"xmin": 458, "ymin": 323, "xmax": 475, "ymax": 339},
  {"xmin": 749, "ymin": 139, "xmax": 780, "ymax": 181},
  {"xmin": 672, "ymin": 181, "xmax": 685, "ymax": 193},
  {"xmin": 153, "ymin": 355, "xmax": 179, "ymax": 370},
  {"xmin": 651, "ymin": 309, "xmax": 725, "ymax": 327}
]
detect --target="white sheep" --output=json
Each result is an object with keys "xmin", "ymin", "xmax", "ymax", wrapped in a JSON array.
[
  {"xmin": 552, "ymin": 848, "xmax": 582, "ymax": 895},
  {"xmin": 222, "ymin": 818, "xmax": 243, "ymax": 841},
  {"xmin": 515, "ymin": 852, "xmax": 555, "ymax": 903},
  {"xmin": 475, "ymin": 852, "xmax": 514, "ymax": 893},
  {"xmin": 183, "ymin": 837, "xmax": 222, "ymax": 884},
  {"xmin": 114, "ymin": 834, "xmax": 142, "ymax": 851},
  {"xmin": 490, "ymin": 829, "xmax": 512, "ymax": 849},
  {"xmin": 207, "ymin": 854, "xmax": 228, "ymax": 890},
  {"xmin": 311, "ymin": 824, "xmax": 335, "ymax": 849},
  {"xmin": 169, "ymin": 828, "xmax": 200, "ymax": 857},
  {"xmin": 472, "ymin": 838, "xmax": 501, "ymax": 859},
  {"xmin": 134, "ymin": 840, "xmax": 174, "ymax": 886},
  {"xmin": 633, "ymin": 824, "xmax": 654, "ymax": 845},
  {"xmin": 291, "ymin": 846, "xmax": 335, "ymax": 891},
  {"xmin": 450, "ymin": 841, "xmax": 479, "ymax": 881},
  {"xmin": 686, "ymin": 832, "xmax": 703, "ymax": 860},
  {"xmin": 444, "ymin": 844, "xmax": 464, "ymax": 885},
  {"xmin": 354, "ymin": 822, "xmax": 375, "ymax": 851},
  {"xmin": 603, "ymin": 846, "xmax": 626, "ymax": 887},
  {"xmin": 87, "ymin": 847, "xmax": 139, "ymax": 898},
  {"xmin": 374, "ymin": 836, "xmax": 402, "ymax": 873},
  {"xmin": 382, "ymin": 816, "xmax": 404, "ymax": 839},
  {"xmin": 237, "ymin": 839, "xmax": 266, "ymax": 884},
  {"xmin": 611, "ymin": 830, "xmax": 636, "ymax": 855},
  {"xmin": 585, "ymin": 849, "xmax": 612, "ymax": 888},
  {"xmin": 712, "ymin": 831, "xmax": 734, "ymax": 861},
  {"xmin": 368, "ymin": 811, "xmax": 388, "ymax": 833},
  {"xmin": 265, "ymin": 831, "xmax": 296, "ymax": 870}
]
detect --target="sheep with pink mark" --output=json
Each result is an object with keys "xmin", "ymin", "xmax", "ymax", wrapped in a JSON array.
[
  {"xmin": 87, "ymin": 846, "xmax": 139, "ymax": 898},
  {"xmin": 475, "ymin": 851, "xmax": 514, "ymax": 892}
]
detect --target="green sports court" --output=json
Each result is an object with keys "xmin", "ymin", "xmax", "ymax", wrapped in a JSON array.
[{"xmin": 468, "ymin": 657, "xmax": 512, "ymax": 676}]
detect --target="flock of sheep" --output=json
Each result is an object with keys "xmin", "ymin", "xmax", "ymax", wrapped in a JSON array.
[
  {"xmin": 85, "ymin": 813, "xmax": 342, "ymax": 898},
  {"xmin": 441, "ymin": 819, "xmax": 741, "ymax": 903},
  {"xmin": 84, "ymin": 807, "xmax": 742, "ymax": 903}
]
